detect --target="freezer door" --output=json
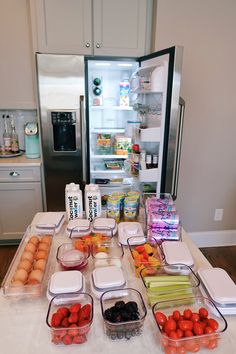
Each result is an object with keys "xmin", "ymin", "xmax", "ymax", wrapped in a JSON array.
[
  {"xmin": 139, "ymin": 46, "xmax": 183, "ymax": 198},
  {"xmin": 36, "ymin": 54, "xmax": 87, "ymax": 211}
]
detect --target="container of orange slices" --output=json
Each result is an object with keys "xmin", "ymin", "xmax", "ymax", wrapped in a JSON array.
[{"xmin": 127, "ymin": 236, "xmax": 163, "ymax": 277}]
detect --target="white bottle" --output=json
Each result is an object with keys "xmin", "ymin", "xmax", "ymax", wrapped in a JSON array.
[
  {"xmin": 65, "ymin": 183, "xmax": 83, "ymax": 221},
  {"xmin": 85, "ymin": 184, "xmax": 102, "ymax": 222}
]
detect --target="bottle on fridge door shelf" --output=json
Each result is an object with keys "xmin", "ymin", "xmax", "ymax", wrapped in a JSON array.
[
  {"xmin": 2, "ymin": 115, "xmax": 11, "ymax": 152},
  {"xmin": 65, "ymin": 183, "xmax": 83, "ymax": 221},
  {"xmin": 85, "ymin": 184, "xmax": 102, "ymax": 222},
  {"xmin": 119, "ymin": 78, "xmax": 130, "ymax": 107},
  {"xmin": 130, "ymin": 144, "xmax": 140, "ymax": 176}
]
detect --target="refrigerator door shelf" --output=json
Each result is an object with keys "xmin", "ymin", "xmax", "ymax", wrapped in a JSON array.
[
  {"xmin": 90, "ymin": 106, "xmax": 133, "ymax": 111},
  {"xmin": 91, "ymin": 154, "xmax": 128, "ymax": 159},
  {"xmin": 139, "ymin": 168, "xmax": 158, "ymax": 182}
]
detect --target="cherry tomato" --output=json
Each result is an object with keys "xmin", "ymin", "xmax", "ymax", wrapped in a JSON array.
[
  {"xmin": 176, "ymin": 346, "xmax": 186, "ymax": 354},
  {"xmin": 155, "ymin": 311, "xmax": 167, "ymax": 327},
  {"xmin": 207, "ymin": 318, "xmax": 219, "ymax": 331},
  {"xmin": 183, "ymin": 309, "xmax": 192, "ymax": 320},
  {"xmin": 185, "ymin": 330, "xmax": 194, "ymax": 337},
  {"xmin": 169, "ymin": 331, "xmax": 179, "ymax": 340},
  {"xmin": 193, "ymin": 322, "xmax": 204, "ymax": 336},
  {"xmin": 185, "ymin": 341, "xmax": 200, "ymax": 353},
  {"xmin": 199, "ymin": 307, "xmax": 208, "ymax": 319},
  {"xmin": 190, "ymin": 313, "xmax": 200, "ymax": 323},
  {"xmin": 164, "ymin": 319, "xmax": 177, "ymax": 334},
  {"xmin": 176, "ymin": 328, "xmax": 184, "ymax": 339},
  {"xmin": 204, "ymin": 326, "xmax": 214, "ymax": 334},
  {"xmin": 198, "ymin": 320, "xmax": 207, "ymax": 330},
  {"xmin": 172, "ymin": 310, "xmax": 181, "ymax": 321},
  {"xmin": 164, "ymin": 346, "xmax": 177, "ymax": 354},
  {"xmin": 207, "ymin": 338, "xmax": 218, "ymax": 349},
  {"xmin": 178, "ymin": 320, "xmax": 193, "ymax": 331}
]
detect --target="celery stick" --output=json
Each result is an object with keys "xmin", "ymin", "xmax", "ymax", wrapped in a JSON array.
[
  {"xmin": 148, "ymin": 284, "xmax": 191, "ymax": 293},
  {"xmin": 144, "ymin": 275, "xmax": 189, "ymax": 283},
  {"xmin": 148, "ymin": 281, "xmax": 191, "ymax": 288},
  {"xmin": 147, "ymin": 289, "xmax": 194, "ymax": 305}
]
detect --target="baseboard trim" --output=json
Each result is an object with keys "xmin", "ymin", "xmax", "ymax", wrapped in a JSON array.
[{"xmin": 188, "ymin": 230, "xmax": 236, "ymax": 247}]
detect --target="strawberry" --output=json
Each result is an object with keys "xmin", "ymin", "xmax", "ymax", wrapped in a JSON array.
[
  {"xmin": 77, "ymin": 319, "xmax": 90, "ymax": 335},
  {"xmin": 57, "ymin": 306, "xmax": 69, "ymax": 318},
  {"xmin": 67, "ymin": 324, "xmax": 79, "ymax": 337},
  {"xmin": 51, "ymin": 313, "xmax": 63, "ymax": 327},
  {"xmin": 72, "ymin": 335, "xmax": 87, "ymax": 344},
  {"xmin": 68, "ymin": 312, "xmax": 79, "ymax": 324},
  {"xmin": 61, "ymin": 317, "xmax": 70, "ymax": 328},
  {"xmin": 51, "ymin": 334, "xmax": 61, "ymax": 345},
  {"xmin": 78, "ymin": 304, "xmax": 91, "ymax": 320},
  {"xmin": 55, "ymin": 329, "xmax": 67, "ymax": 339},
  {"xmin": 69, "ymin": 303, "xmax": 81, "ymax": 313},
  {"xmin": 62, "ymin": 334, "xmax": 73, "ymax": 345}
]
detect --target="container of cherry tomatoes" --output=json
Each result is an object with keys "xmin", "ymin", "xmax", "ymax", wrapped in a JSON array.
[{"xmin": 152, "ymin": 296, "xmax": 227, "ymax": 353}]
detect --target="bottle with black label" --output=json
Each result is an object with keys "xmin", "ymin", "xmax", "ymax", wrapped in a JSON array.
[
  {"xmin": 146, "ymin": 154, "xmax": 152, "ymax": 169},
  {"xmin": 152, "ymin": 155, "xmax": 158, "ymax": 168}
]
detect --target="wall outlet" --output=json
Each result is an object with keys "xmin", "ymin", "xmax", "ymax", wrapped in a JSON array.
[{"xmin": 214, "ymin": 208, "xmax": 224, "ymax": 221}]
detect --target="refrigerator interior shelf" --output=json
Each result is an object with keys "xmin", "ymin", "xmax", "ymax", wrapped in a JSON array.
[
  {"xmin": 130, "ymin": 89, "xmax": 163, "ymax": 95},
  {"xmin": 91, "ymin": 154, "xmax": 128, "ymax": 159},
  {"xmin": 140, "ymin": 127, "xmax": 161, "ymax": 142},
  {"xmin": 90, "ymin": 106, "xmax": 133, "ymax": 111},
  {"xmin": 91, "ymin": 169, "xmax": 126, "ymax": 175},
  {"xmin": 139, "ymin": 168, "xmax": 159, "ymax": 182},
  {"xmin": 132, "ymin": 64, "xmax": 159, "ymax": 77},
  {"xmin": 91, "ymin": 128, "xmax": 125, "ymax": 134}
]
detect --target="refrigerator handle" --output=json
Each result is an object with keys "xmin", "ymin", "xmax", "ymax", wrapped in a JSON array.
[
  {"xmin": 172, "ymin": 97, "xmax": 185, "ymax": 199},
  {"xmin": 80, "ymin": 95, "xmax": 87, "ymax": 183}
]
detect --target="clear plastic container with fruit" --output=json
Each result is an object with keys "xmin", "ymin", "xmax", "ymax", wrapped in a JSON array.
[
  {"xmin": 46, "ymin": 292, "xmax": 93, "ymax": 346},
  {"xmin": 91, "ymin": 239, "xmax": 124, "ymax": 268},
  {"xmin": 140, "ymin": 264, "xmax": 200, "ymax": 307},
  {"xmin": 127, "ymin": 236, "xmax": 163, "ymax": 277},
  {"xmin": 2, "ymin": 224, "xmax": 54, "ymax": 298},
  {"xmin": 71, "ymin": 228, "xmax": 113, "ymax": 251},
  {"xmin": 100, "ymin": 288, "xmax": 147, "ymax": 340},
  {"xmin": 56, "ymin": 242, "xmax": 90, "ymax": 271},
  {"xmin": 152, "ymin": 296, "xmax": 227, "ymax": 353}
]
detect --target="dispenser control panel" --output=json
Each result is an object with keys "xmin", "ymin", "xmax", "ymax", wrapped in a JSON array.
[{"xmin": 51, "ymin": 111, "xmax": 76, "ymax": 125}]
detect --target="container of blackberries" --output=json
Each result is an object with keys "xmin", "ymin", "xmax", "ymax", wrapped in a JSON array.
[{"xmin": 100, "ymin": 288, "xmax": 147, "ymax": 340}]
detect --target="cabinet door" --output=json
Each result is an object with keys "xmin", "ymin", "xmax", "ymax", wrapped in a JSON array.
[
  {"xmin": 30, "ymin": 0, "xmax": 92, "ymax": 54},
  {"xmin": 0, "ymin": 0, "xmax": 36, "ymax": 109},
  {"xmin": 0, "ymin": 182, "xmax": 43, "ymax": 242},
  {"xmin": 93, "ymin": 0, "xmax": 150, "ymax": 57}
]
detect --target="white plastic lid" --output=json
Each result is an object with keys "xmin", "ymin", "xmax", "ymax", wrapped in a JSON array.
[
  {"xmin": 118, "ymin": 222, "xmax": 144, "ymax": 245},
  {"xmin": 162, "ymin": 241, "xmax": 194, "ymax": 267},
  {"xmin": 36, "ymin": 212, "xmax": 65, "ymax": 229},
  {"xmin": 92, "ymin": 266, "xmax": 125, "ymax": 289},
  {"xmin": 198, "ymin": 267, "xmax": 236, "ymax": 304},
  {"xmin": 67, "ymin": 219, "xmax": 91, "ymax": 233},
  {"xmin": 93, "ymin": 218, "xmax": 116, "ymax": 229},
  {"xmin": 49, "ymin": 270, "xmax": 83, "ymax": 294},
  {"xmin": 60, "ymin": 249, "xmax": 85, "ymax": 266}
]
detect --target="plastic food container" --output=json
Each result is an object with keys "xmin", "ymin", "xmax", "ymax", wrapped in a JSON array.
[
  {"xmin": 47, "ymin": 270, "xmax": 85, "ymax": 301},
  {"xmin": 198, "ymin": 267, "xmax": 236, "ymax": 315},
  {"xmin": 127, "ymin": 236, "xmax": 163, "ymax": 277},
  {"xmin": 34, "ymin": 212, "xmax": 65, "ymax": 234},
  {"xmin": 56, "ymin": 243, "xmax": 90, "ymax": 271},
  {"xmin": 46, "ymin": 292, "xmax": 93, "ymax": 346},
  {"xmin": 100, "ymin": 288, "xmax": 147, "ymax": 340},
  {"xmin": 90, "ymin": 265, "xmax": 126, "ymax": 298},
  {"xmin": 152, "ymin": 296, "xmax": 227, "ymax": 353},
  {"xmin": 91, "ymin": 240, "xmax": 124, "ymax": 268},
  {"xmin": 1, "ymin": 225, "xmax": 53, "ymax": 299},
  {"xmin": 161, "ymin": 241, "xmax": 194, "ymax": 268},
  {"xmin": 67, "ymin": 219, "xmax": 91, "ymax": 237},
  {"xmin": 140, "ymin": 264, "xmax": 200, "ymax": 307},
  {"xmin": 118, "ymin": 222, "xmax": 144, "ymax": 246},
  {"xmin": 92, "ymin": 217, "xmax": 117, "ymax": 237}
]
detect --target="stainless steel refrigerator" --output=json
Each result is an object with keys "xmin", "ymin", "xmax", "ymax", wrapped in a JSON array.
[{"xmin": 36, "ymin": 47, "xmax": 184, "ymax": 211}]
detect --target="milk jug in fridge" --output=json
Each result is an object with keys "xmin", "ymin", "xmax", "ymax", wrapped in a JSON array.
[
  {"xmin": 65, "ymin": 183, "xmax": 83, "ymax": 221},
  {"xmin": 85, "ymin": 184, "xmax": 102, "ymax": 222}
]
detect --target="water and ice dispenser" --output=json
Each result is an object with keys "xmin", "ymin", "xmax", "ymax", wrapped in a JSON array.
[{"xmin": 51, "ymin": 111, "xmax": 77, "ymax": 151}]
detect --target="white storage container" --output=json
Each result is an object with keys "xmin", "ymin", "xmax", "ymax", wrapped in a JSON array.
[
  {"xmin": 34, "ymin": 212, "xmax": 65, "ymax": 234},
  {"xmin": 162, "ymin": 241, "xmax": 194, "ymax": 269},
  {"xmin": 67, "ymin": 219, "xmax": 91, "ymax": 237},
  {"xmin": 92, "ymin": 217, "xmax": 117, "ymax": 237},
  {"xmin": 118, "ymin": 222, "xmax": 144, "ymax": 246}
]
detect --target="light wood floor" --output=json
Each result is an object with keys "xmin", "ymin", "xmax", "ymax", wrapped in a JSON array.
[{"xmin": 0, "ymin": 245, "xmax": 236, "ymax": 285}]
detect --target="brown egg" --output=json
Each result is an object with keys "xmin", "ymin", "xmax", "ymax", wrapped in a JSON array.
[
  {"xmin": 41, "ymin": 235, "xmax": 52, "ymax": 245},
  {"xmin": 14, "ymin": 268, "xmax": 28, "ymax": 283},
  {"xmin": 35, "ymin": 250, "xmax": 48, "ymax": 260},
  {"xmin": 33, "ymin": 259, "xmax": 46, "ymax": 272},
  {"xmin": 29, "ymin": 235, "xmax": 40, "ymax": 246},
  {"xmin": 38, "ymin": 242, "xmax": 50, "ymax": 252},
  {"xmin": 27, "ymin": 279, "xmax": 40, "ymax": 285},
  {"xmin": 18, "ymin": 259, "xmax": 32, "ymax": 272},
  {"xmin": 11, "ymin": 279, "xmax": 24, "ymax": 286},
  {"xmin": 25, "ymin": 242, "xmax": 37, "ymax": 254},
  {"xmin": 21, "ymin": 251, "xmax": 34, "ymax": 263},
  {"xmin": 28, "ymin": 269, "xmax": 43, "ymax": 283}
]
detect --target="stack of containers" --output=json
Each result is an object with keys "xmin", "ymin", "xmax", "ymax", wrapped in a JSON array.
[{"xmin": 145, "ymin": 193, "xmax": 181, "ymax": 242}]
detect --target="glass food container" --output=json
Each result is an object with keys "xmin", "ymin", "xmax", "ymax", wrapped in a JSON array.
[
  {"xmin": 91, "ymin": 240, "xmax": 124, "ymax": 268},
  {"xmin": 56, "ymin": 242, "xmax": 90, "ymax": 271}
]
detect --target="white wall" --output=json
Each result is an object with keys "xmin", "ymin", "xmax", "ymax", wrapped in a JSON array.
[{"xmin": 154, "ymin": 0, "xmax": 236, "ymax": 233}]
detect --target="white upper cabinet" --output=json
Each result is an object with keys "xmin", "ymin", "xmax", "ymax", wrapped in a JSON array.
[
  {"xmin": 30, "ymin": 0, "xmax": 152, "ymax": 57},
  {"xmin": 0, "ymin": 0, "xmax": 36, "ymax": 109}
]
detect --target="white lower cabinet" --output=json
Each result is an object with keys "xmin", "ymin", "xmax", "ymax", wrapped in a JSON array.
[{"xmin": 0, "ymin": 166, "xmax": 43, "ymax": 243}]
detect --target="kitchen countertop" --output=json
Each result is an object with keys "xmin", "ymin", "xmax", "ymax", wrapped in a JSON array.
[
  {"xmin": 0, "ymin": 224, "xmax": 235, "ymax": 353},
  {"xmin": 0, "ymin": 153, "xmax": 41, "ymax": 167}
]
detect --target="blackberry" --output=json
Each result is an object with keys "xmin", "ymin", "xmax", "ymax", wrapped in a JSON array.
[{"xmin": 115, "ymin": 300, "xmax": 125, "ymax": 310}]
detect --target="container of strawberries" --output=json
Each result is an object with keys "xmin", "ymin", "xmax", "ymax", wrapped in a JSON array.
[{"xmin": 46, "ymin": 292, "xmax": 93, "ymax": 346}]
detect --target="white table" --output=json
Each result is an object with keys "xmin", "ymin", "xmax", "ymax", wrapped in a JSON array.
[{"xmin": 0, "ymin": 226, "xmax": 236, "ymax": 354}]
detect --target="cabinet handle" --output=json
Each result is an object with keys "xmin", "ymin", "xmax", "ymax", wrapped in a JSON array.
[
  {"xmin": 85, "ymin": 42, "xmax": 90, "ymax": 48},
  {"xmin": 9, "ymin": 171, "xmax": 20, "ymax": 177},
  {"xmin": 96, "ymin": 43, "xmax": 101, "ymax": 48}
]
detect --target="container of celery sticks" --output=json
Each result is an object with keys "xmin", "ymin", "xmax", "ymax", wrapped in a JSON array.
[{"xmin": 140, "ymin": 264, "xmax": 200, "ymax": 307}]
